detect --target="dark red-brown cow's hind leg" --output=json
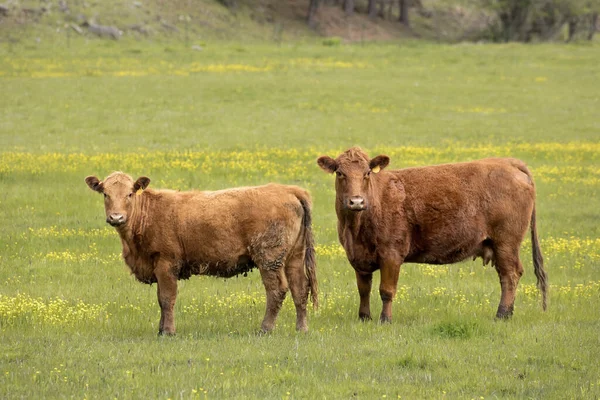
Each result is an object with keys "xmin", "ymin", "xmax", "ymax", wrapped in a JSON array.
[{"xmin": 494, "ymin": 244, "xmax": 524, "ymax": 319}]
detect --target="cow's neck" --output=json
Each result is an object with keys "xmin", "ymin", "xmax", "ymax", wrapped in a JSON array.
[
  {"xmin": 338, "ymin": 204, "xmax": 380, "ymax": 243},
  {"xmin": 340, "ymin": 210, "xmax": 361, "ymax": 233}
]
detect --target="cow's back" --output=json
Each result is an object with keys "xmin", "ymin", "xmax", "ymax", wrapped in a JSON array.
[{"xmin": 398, "ymin": 157, "xmax": 534, "ymax": 207}]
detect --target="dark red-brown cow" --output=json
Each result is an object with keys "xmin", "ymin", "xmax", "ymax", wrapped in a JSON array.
[
  {"xmin": 317, "ymin": 147, "xmax": 547, "ymax": 322},
  {"xmin": 85, "ymin": 172, "xmax": 318, "ymax": 335}
]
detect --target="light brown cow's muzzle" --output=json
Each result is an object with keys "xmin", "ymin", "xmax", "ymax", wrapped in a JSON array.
[
  {"xmin": 347, "ymin": 196, "xmax": 366, "ymax": 211},
  {"xmin": 107, "ymin": 213, "xmax": 126, "ymax": 226}
]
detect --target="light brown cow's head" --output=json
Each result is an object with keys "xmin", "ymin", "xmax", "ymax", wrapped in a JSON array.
[
  {"xmin": 85, "ymin": 172, "xmax": 150, "ymax": 227},
  {"xmin": 317, "ymin": 147, "xmax": 389, "ymax": 212}
]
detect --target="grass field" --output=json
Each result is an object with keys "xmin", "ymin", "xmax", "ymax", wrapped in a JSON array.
[{"xmin": 1, "ymin": 38, "xmax": 599, "ymax": 399}]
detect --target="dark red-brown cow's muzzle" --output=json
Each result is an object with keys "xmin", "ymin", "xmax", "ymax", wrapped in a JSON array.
[
  {"xmin": 106, "ymin": 213, "xmax": 126, "ymax": 226},
  {"xmin": 347, "ymin": 196, "xmax": 366, "ymax": 211}
]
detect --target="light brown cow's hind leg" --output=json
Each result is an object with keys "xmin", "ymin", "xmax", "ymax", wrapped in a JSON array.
[
  {"xmin": 259, "ymin": 267, "xmax": 288, "ymax": 333},
  {"xmin": 355, "ymin": 270, "xmax": 373, "ymax": 321},
  {"xmin": 494, "ymin": 245, "xmax": 524, "ymax": 319},
  {"xmin": 285, "ymin": 251, "xmax": 309, "ymax": 332},
  {"xmin": 379, "ymin": 260, "xmax": 401, "ymax": 323},
  {"xmin": 155, "ymin": 259, "xmax": 178, "ymax": 335}
]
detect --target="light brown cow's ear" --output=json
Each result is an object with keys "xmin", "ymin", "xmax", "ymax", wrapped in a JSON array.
[
  {"xmin": 134, "ymin": 176, "xmax": 151, "ymax": 192},
  {"xmin": 369, "ymin": 155, "xmax": 390, "ymax": 173},
  {"xmin": 85, "ymin": 176, "xmax": 104, "ymax": 193},
  {"xmin": 317, "ymin": 156, "xmax": 338, "ymax": 174}
]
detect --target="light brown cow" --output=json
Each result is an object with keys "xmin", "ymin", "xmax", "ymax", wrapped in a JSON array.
[
  {"xmin": 317, "ymin": 147, "xmax": 547, "ymax": 322},
  {"xmin": 85, "ymin": 172, "xmax": 318, "ymax": 335}
]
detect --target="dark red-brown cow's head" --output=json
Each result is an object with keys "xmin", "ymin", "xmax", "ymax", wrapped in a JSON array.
[
  {"xmin": 317, "ymin": 147, "xmax": 390, "ymax": 212},
  {"xmin": 85, "ymin": 172, "xmax": 150, "ymax": 227}
]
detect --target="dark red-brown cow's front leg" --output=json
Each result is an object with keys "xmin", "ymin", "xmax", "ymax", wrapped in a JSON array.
[
  {"xmin": 355, "ymin": 270, "xmax": 373, "ymax": 321},
  {"xmin": 155, "ymin": 259, "xmax": 178, "ymax": 336},
  {"xmin": 379, "ymin": 260, "xmax": 401, "ymax": 323}
]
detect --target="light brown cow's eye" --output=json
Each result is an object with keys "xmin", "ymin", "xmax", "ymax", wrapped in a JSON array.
[
  {"xmin": 103, "ymin": 193, "xmax": 108, "ymax": 199},
  {"xmin": 335, "ymin": 171, "xmax": 342, "ymax": 177}
]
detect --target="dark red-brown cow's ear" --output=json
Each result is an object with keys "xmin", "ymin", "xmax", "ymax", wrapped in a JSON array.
[
  {"xmin": 85, "ymin": 176, "xmax": 104, "ymax": 193},
  {"xmin": 369, "ymin": 155, "xmax": 390, "ymax": 173},
  {"xmin": 134, "ymin": 176, "xmax": 151, "ymax": 192},
  {"xmin": 317, "ymin": 156, "xmax": 338, "ymax": 174}
]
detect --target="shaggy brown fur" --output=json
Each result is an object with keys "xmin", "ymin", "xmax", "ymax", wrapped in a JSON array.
[
  {"xmin": 85, "ymin": 172, "xmax": 318, "ymax": 335},
  {"xmin": 318, "ymin": 147, "xmax": 547, "ymax": 322}
]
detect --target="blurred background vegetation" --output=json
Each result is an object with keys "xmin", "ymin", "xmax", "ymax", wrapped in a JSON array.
[{"xmin": 0, "ymin": 0, "xmax": 598, "ymax": 44}]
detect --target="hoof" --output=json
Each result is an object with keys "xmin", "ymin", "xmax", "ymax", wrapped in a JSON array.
[
  {"xmin": 359, "ymin": 313, "xmax": 372, "ymax": 321},
  {"xmin": 158, "ymin": 330, "xmax": 176, "ymax": 336},
  {"xmin": 495, "ymin": 304, "xmax": 514, "ymax": 319},
  {"xmin": 379, "ymin": 316, "xmax": 392, "ymax": 324},
  {"xmin": 256, "ymin": 329, "xmax": 272, "ymax": 336}
]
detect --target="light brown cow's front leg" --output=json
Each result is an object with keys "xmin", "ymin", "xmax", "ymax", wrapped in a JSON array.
[
  {"xmin": 155, "ymin": 259, "xmax": 178, "ymax": 336},
  {"xmin": 355, "ymin": 270, "xmax": 373, "ymax": 321},
  {"xmin": 379, "ymin": 260, "xmax": 401, "ymax": 323}
]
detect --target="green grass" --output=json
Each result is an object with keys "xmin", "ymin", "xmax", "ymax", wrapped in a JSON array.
[{"xmin": 1, "ymin": 39, "xmax": 599, "ymax": 398}]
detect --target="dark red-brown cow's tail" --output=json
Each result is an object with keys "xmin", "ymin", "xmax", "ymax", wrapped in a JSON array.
[{"xmin": 517, "ymin": 160, "xmax": 548, "ymax": 312}]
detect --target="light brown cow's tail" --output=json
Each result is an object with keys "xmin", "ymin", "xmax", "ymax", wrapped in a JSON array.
[
  {"xmin": 530, "ymin": 204, "xmax": 548, "ymax": 311},
  {"xmin": 299, "ymin": 197, "xmax": 319, "ymax": 310}
]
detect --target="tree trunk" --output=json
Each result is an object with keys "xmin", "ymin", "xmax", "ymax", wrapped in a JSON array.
[
  {"xmin": 307, "ymin": 0, "xmax": 320, "ymax": 27},
  {"xmin": 220, "ymin": 0, "xmax": 237, "ymax": 8},
  {"xmin": 368, "ymin": 0, "xmax": 377, "ymax": 18},
  {"xmin": 589, "ymin": 13, "xmax": 598, "ymax": 41},
  {"xmin": 567, "ymin": 17, "xmax": 578, "ymax": 42},
  {"xmin": 399, "ymin": 0, "xmax": 409, "ymax": 26},
  {"xmin": 497, "ymin": 0, "xmax": 535, "ymax": 42},
  {"xmin": 344, "ymin": 0, "xmax": 354, "ymax": 16}
]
